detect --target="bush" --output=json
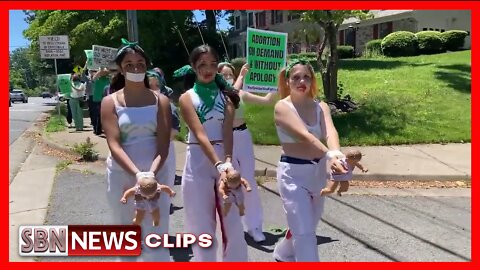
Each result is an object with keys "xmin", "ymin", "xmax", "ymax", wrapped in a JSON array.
[
  {"xmin": 381, "ymin": 31, "xmax": 418, "ymax": 57},
  {"xmin": 298, "ymin": 52, "xmax": 317, "ymax": 58},
  {"xmin": 72, "ymin": 137, "xmax": 99, "ymax": 161},
  {"xmin": 441, "ymin": 30, "xmax": 468, "ymax": 51},
  {"xmin": 288, "ymin": 53, "xmax": 299, "ymax": 59},
  {"xmin": 364, "ymin": 39, "xmax": 383, "ymax": 57},
  {"xmin": 337, "ymin": 45, "xmax": 354, "ymax": 59},
  {"xmin": 416, "ymin": 31, "xmax": 445, "ymax": 54}
]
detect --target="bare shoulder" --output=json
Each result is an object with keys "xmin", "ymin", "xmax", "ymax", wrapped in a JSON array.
[
  {"xmin": 178, "ymin": 91, "xmax": 192, "ymax": 107},
  {"xmin": 318, "ymin": 100, "xmax": 331, "ymax": 114},
  {"xmin": 274, "ymin": 98, "xmax": 289, "ymax": 112}
]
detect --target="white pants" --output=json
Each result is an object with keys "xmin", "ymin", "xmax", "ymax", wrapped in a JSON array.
[
  {"xmin": 182, "ymin": 144, "xmax": 248, "ymax": 262},
  {"xmin": 275, "ymin": 157, "xmax": 328, "ymax": 262},
  {"xmin": 106, "ymin": 141, "xmax": 175, "ymax": 262},
  {"xmin": 233, "ymin": 129, "xmax": 264, "ymax": 232}
]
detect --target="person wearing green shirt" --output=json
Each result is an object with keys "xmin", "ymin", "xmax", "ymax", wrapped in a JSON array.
[{"xmin": 92, "ymin": 68, "xmax": 110, "ymax": 135}]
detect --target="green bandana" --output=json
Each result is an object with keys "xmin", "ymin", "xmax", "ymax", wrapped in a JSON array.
[
  {"xmin": 285, "ymin": 58, "xmax": 311, "ymax": 78},
  {"xmin": 116, "ymin": 38, "xmax": 145, "ymax": 57},
  {"xmin": 172, "ymin": 65, "xmax": 196, "ymax": 78},
  {"xmin": 194, "ymin": 80, "xmax": 218, "ymax": 116}
]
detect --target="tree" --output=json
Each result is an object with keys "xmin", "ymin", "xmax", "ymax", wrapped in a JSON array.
[
  {"xmin": 9, "ymin": 48, "xmax": 35, "ymax": 89},
  {"xmin": 293, "ymin": 10, "xmax": 371, "ymax": 101}
]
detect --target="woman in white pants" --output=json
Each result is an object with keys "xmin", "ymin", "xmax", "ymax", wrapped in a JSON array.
[
  {"xmin": 178, "ymin": 45, "xmax": 248, "ymax": 262},
  {"xmin": 218, "ymin": 62, "xmax": 276, "ymax": 242},
  {"xmin": 101, "ymin": 39, "xmax": 172, "ymax": 262},
  {"xmin": 272, "ymin": 59, "xmax": 345, "ymax": 262}
]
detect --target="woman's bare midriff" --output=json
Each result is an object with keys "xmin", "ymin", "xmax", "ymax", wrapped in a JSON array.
[
  {"xmin": 281, "ymin": 142, "xmax": 324, "ymax": 160},
  {"xmin": 233, "ymin": 118, "xmax": 246, "ymax": 128}
]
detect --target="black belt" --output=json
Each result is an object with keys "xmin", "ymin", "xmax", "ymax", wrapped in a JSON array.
[
  {"xmin": 233, "ymin": 123, "xmax": 248, "ymax": 131},
  {"xmin": 280, "ymin": 155, "xmax": 320, "ymax": 164}
]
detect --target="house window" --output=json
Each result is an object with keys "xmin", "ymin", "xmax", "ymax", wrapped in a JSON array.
[
  {"xmin": 288, "ymin": 13, "xmax": 300, "ymax": 21},
  {"xmin": 422, "ymin": 27, "xmax": 428, "ymax": 31},
  {"xmin": 379, "ymin": 22, "xmax": 392, "ymax": 38},
  {"xmin": 441, "ymin": 29, "xmax": 446, "ymax": 33},
  {"xmin": 435, "ymin": 28, "xmax": 440, "ymax": 31},
  {"xmin": 248, "ymin": 12, "xmax": 254, "ymax": 27},
  {"xmin": 231, "ymin": 44, "xmax": 237, "ymax": 58},
  {"xmin": 256, "ymin": 11, "xmax": 266, "ymax": 27},
  {"xmin": 275, "ymin": 11, "xmax": 283, "ymax": 24},
  {"xmin": 339, "ymin": 30, "xmax": 345, "ymax": 45},
  {"xmin": 235, "ymin": 16, "xmax": 241, "ymax": 30}
]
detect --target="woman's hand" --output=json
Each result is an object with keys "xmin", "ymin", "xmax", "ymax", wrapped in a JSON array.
[{"xmin": 239, "ymin": 63, "xmax": 250, "ymax": 77}]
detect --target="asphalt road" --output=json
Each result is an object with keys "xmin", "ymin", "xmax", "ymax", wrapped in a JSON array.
[
  {"xmin": 40, "ymin": 169, "xmax": 471, "ymax": 262},
  {"xmin": 9, "ymin": 96, "xmax": 58, "ymax": 145}
]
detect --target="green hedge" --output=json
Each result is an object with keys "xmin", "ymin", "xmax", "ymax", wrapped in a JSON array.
[
  {"xmin": 337, "ymin": 45, "xmax": 355, "ymax": 59},
  {"xmin": 366, "ymin": 39, "xmax": 382, "ymax": 53},
  {"xmin": 415, "ymin": 31, "xmax": 445, "ymax": 54},
  {"xmin": 441, "ymin": 30, "xmax": 468, "ymax": 51},
  {"xmin": 381, "ymin": 31, "xmax": 418, "ymax": 57}
]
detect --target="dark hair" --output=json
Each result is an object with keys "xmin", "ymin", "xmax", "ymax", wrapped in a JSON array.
[
  {"xmin": 114, "ymin": 46, "xmax": 150, "ymax": 90},
  {"xmin": 187, "ymin": 45, "xmax": 240, "ymax": 108}
]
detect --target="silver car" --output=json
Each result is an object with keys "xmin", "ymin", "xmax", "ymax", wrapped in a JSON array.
[{"xmin": 10, "ymin": 89, "xmax": 28, "ymax": 103}]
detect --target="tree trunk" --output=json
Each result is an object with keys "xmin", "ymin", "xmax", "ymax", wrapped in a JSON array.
[
  {"xmin": 317, "ymin": 32, "xmax": 329, "ymax": 100},
  {"xmin": 205, "ymin": 10, "xmax": 217, "ymax": 33},
  {"xmin": 326, "ymin": 23, "xmax": 339, "ymax": 102}
]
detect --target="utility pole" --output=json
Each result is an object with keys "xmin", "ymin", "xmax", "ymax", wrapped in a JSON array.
[{"xmin": 126, "ymin": 10, "xmax": 139, "ymax": 42}]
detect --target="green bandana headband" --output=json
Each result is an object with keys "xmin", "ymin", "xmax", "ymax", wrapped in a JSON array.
[
  {"xmin": 285, "ymin": 58, "xmax": 311, "ymax": 78},
  {"xmin": 172, "ymin": 65, "xmax": 196, "ymax": 78},
  {"xmin": 116, "ymin": 38, "xmax": 145, "ymax": 57}
]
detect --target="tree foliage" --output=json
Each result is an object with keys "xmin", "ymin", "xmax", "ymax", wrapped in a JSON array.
[
  {"xmin": 18, "ymin": 10, "xmax": 232, "ymax": 93},
  {"xmin": 293, "ymin": 10, "xmax": 371, "ymax": 101}
]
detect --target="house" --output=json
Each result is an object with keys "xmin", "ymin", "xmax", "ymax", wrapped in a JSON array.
[
  {"xmin": 228, "ymin": 10, "xmax": 471, "ymax": 58},
  {"xmin": 339, "ymin": 10, "xmax": 471, "ymax": 55}
]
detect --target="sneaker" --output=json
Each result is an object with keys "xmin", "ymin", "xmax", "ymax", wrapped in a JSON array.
[
  {"xmin": 248, "ymin": 228, "xmax": 266, "ymax": 242},
  {"xmin": 273, "ymin": 242, "xmax": 295, "ymax": 262}
]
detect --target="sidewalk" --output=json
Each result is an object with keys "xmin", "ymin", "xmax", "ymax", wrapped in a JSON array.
[{"xmin": 44, "ymin": 118, "xmax": 471, "ymax": 181}]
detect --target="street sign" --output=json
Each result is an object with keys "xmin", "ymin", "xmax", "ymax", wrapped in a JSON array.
[{"xmin": 39, "ymin": 35, "xmax": 70, "ymax": 59}]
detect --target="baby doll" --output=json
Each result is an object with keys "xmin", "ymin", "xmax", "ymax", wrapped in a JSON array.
[
  {"xmin": 120, "ymin": 176, "xmax": 176, "ymax": 226},
  {"xmin": 321, "ymin": 150, "xmax": 368, "ymax": 196},
  {"xmin": 219, "ymin": 169, "xmax": 252, "ymax": 217}
]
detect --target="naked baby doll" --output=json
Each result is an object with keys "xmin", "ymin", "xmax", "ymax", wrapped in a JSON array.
[
  {"xmin": 321, "ymin": 150, "xmax": 368, "ymax": 196},
  {"xmin": 120, "ymin": 176, "xmax": 176, "ymax": 226},
  {"xmin": 219, "ymin": 169, "xmax": 252, "ymax": 217}
]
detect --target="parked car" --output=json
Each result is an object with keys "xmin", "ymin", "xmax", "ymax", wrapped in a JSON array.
[
  {"xmin": 10, "ymin": 89, "xmax": 28, "ymax": 103},
  {"xmin": 9, "ymin": 96, "xmax": 11, "ymax": 107},
  {"xmin": 41, "ymin": 91, "xmax": 53, "ymax": 98}
]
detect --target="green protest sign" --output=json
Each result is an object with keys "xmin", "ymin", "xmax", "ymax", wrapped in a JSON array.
[
  {"xmin": 84, "ymin": 50, "xmax": 94, "ymax": 70},
  {"xmin": 245, "ymin": 28, "xmax": 287, "ymax": 93},
  {"xmin": 57, "ymin": 74, "xmax": 72, "ymax": 95}
]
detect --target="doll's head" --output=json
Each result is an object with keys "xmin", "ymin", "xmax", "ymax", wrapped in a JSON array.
[
  {"xmin": 225, "ymin": 170, "xmax": 242, "ymax": 189},
  {"xmin": 346, "ymin": 150, "xmax": 362, "ymax": 164},
  {"xmin": 138, "ymin": 177, "xmax": 158, "ymax": 199}
]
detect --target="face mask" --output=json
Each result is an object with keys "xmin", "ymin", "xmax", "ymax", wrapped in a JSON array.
[
  {"xmin": 125, "ymin": 72, "xmax": 145, "ymax": 83},
  {"xmin": 226, "ymin": 78, "xmax": 234, "ymax": 85}
]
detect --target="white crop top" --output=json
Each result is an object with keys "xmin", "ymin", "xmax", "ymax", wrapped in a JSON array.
[
  {"xmin": 276, "ymin": 99, "xmax": 323, "ymax": 143},
  {"xmin": 186, "ymin": 88, "xmax": 226, "ymax": 143}
]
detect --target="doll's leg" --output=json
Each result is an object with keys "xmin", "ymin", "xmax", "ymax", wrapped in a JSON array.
[
  {"xmin": 223, "ymin": 202, "xmax": 232, "ymax": 216},
  {"xmin": 133, "ymin": 209, "xmax": 146, "ymax": 225},
  {"xmin": 320, "ymin": 180, "xmax": 339, "ymax": 196},
  {"xmin": 337, "ymin": 181, "xmax": 350, "ymax": 196},
  {"xmin": 151, "ymin": 207, "xmax": 160, "ymax": 226},
  {"xmin": 237, "ymin": 203, "xmax": 245, "ymax": 216}
]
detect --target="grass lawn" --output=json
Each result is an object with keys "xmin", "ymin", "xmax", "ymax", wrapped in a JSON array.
[{"xmin": 177, "ymin": 50, "xmax": 471, "ymax": 146}]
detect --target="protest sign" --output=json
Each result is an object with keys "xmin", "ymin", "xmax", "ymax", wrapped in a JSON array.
[{"xmin": 245, "ymin": 28, "xmax": 287, "ymax": 93}]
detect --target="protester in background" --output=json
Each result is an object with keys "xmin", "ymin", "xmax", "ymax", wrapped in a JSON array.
[
  {"xmin": 177, "ymin": 45, "xmax": 248, "ymax": 261},
  {"xmin": 70, "ymin": 74, "xmax": 85, "ymax": 131},
  {"xmin": 101, "ymin": 38, "xmax": 172, "ymax": 262},
  {"xmin": 217, "ymin": 62, "xmax": 277, "ymax": 242},
  {"xmin": 92, "ymin": 68, "xmax": 110, "ymax": 135},
  {"xmin": 82, "ymin": 68, "xmax": 96, "ymax": 127}
]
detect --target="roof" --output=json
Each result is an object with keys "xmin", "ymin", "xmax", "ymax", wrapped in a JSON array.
[{"xmin": 342, "ymin": 10, "xmax": 414, "ymax": 25}]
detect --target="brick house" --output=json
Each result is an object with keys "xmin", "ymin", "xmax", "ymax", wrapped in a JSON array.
[
  {"xmin": 228, "ymin": 10, "xmax": 471, "ymax": 58},
  {"xmin": 340, "ymin": 10, "xmax": 471, "ymax": 55}
]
